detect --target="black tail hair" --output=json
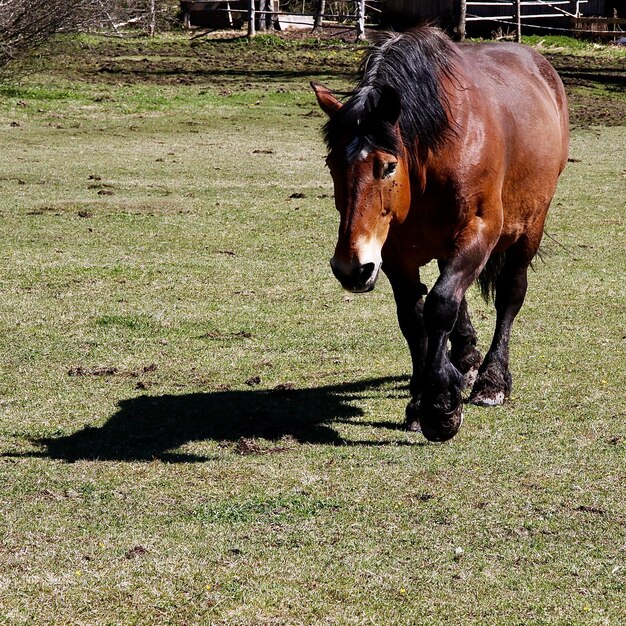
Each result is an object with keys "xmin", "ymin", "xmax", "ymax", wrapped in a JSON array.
[
  {"xmin": 476, "ymin": 251, "xmax": 506, "ymax": 302},
  {"xmin": 476, "ymin": 244, "xmax": 548, "ymax": 302}
]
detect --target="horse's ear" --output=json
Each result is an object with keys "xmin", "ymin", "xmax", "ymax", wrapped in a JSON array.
[
  {"xmin": 377, "ymin": 85, "xmax": 401, "ymax": 126},
  {"xmin": 311, "ymin": 81, "xmax": 342, "ymax": 118}
]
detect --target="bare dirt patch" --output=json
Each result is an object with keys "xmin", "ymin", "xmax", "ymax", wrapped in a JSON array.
[{"xmin": 546, "ymin": 53, "xmax": 626, "ymax": 127}]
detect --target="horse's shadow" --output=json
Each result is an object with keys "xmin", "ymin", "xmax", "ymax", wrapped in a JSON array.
[{"xmin": 26, "ymin": 376, "xmax": 414, "ymax": 463}]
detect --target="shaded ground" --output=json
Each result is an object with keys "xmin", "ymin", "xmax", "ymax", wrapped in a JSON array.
[
  {"xmin": 4, "ymin": 377, "xmax": 413, "ymax": 463},
  {"xmin": 24, "ymin": 33, "xmax": 361, "ymax": 87}
]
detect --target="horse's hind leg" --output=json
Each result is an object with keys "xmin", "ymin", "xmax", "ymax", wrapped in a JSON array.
[
  {"xmin": 469, "ymin": 241, "xmax": 534, "ymax": 406},
  {"xmin": 450, "ymin": 298, "xmax": 483, "ymax": 389},
  {"xmin": 438, "ymin": 261, "xmax": 483, "ymax": 389}
]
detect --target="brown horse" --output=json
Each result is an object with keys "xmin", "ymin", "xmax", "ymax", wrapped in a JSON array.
[{"xmin": 312, "ymin": 27, "xmax": 568, "ymax": 442}]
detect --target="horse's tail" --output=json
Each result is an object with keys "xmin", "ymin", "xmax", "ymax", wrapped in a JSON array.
[
  {"xmin": 476, "ymin": 243, "xmax": 547, "ymax": 302},
  {"xmin": 476, "ymin": 251, "xmax": 506, "ymax": 302}
]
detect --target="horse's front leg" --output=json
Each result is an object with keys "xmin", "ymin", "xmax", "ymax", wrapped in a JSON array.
[
  {"xmin": 390, "ymin": 279, "xmax": 480, "ymax": 432},
  {"xmin": 420, "ymin": 222, "xmax": 499, "ymax": 441},
  {"xmin": 386, "ymin": 270, "xmax": 428, "ymax": 426}
]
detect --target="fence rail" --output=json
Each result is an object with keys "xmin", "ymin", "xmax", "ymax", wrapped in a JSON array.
[
  {"xmin": 573, "ymin": 16, "xmax": 626, "ymax": 37},
  {"xmin": 462, "ymin": 0, "xmax": 623, "ymax": 42},
  {"xmin": 181, "ymin": 0, "xmax": 378, "ymax": 39},
  {"xmin": 180, "ymin": 0, "xmax": 624, "ymax": 42}
]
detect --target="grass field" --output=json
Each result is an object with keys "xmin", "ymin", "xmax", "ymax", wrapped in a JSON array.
[{"xmin": 0, "ymin": 33, "xmax": 624, "ymax": 624}]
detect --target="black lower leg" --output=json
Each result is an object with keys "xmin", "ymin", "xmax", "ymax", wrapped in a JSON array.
[
  {"xmin": 388, "ymin": 274, "xmax": 428, "ymax": 399},
  {"xmin": 417, "ymin": 282, "xmax": 466, "ymax": 441},
  {"xmin": 437, "ymin": 262, "xmax": 482, "ymax": 383},
  {"xmin": 449, "ymin": 297, "xmax": 483, "ymax": 384},
  {"xmin": 470, "ymin": 258, "xmax": 529, "ymax": 406}
]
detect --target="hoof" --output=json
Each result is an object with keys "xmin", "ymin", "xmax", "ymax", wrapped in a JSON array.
[
  {"xmin": 405, "ymin": 399, "xmax": 422, "ymax": 433},
  {"xmin": 469, "ymin": 365, "xmax": 511, "ymax": 407},
  {"xmin": 469, "ymin": 390, "xmax": 506, "ymax": 407},
  {"xmin": 419, "ymin": 402, "xmax": 464, "ymax": 442}
]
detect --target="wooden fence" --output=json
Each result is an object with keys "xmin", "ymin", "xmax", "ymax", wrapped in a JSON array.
[
  {"xmin": 180, "ymin": 0, "xmax": 624, "ymax": 41},
  {"xmin": 180, "ymin": 0, "xmax": 381, "ymax": 39},
  {"xmin": 573, "ymin": 15, "xmax": 626, "ymax": 37},
  {"xmin": 462, "ymin": 0, "xmax": 625, "ymax": 41}
]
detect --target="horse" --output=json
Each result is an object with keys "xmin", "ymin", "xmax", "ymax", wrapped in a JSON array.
[{"xmin": 311, "ymin": 26, "xmax": 569, "ymax": 442}]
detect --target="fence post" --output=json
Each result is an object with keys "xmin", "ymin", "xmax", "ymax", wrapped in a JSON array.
[
  {"xmin": 226, "ymin": 1, "xmax": 234, "ymax": 28},
  {"xmin": 355, "ymin": 0, "xmax": 366, "ymax": 41},
  {"xmin": 258, "ymin": 0, "xmax": 267, "ymax": 31},
  {"xmin": 182, "ymin": 2, "xmax": 191, "ymax": 30},
  {"xmin": 248, "ymin": 0, "xmax": 256, "ymax": 37},
  {"xmin": 149, "ymin": 0, "xmax": 156, "ymax": 36},
  {"xmin": 314, "ymin": 0, "xmax": 326, "ymax": 31},
  {"xmin": 514, "ymin": 0, "xmax": 521, "ymax": 42},
  {"xmin": 455, "ymin": 0, "xmax": 466, "ymax": 41}
]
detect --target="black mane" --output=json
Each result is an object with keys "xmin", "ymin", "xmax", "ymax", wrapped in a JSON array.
[{"xmin": 323, "ymin": 27, "xmax": 457, "ymax": 160}]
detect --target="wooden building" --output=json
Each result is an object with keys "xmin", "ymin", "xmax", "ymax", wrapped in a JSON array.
[
  {"xmin": 383, "ymin": 0, "xmax": 457, "ymax": 30},
  {"xmin": 180, "ymin": 1, "xmax": 247, "ymax": 29}
]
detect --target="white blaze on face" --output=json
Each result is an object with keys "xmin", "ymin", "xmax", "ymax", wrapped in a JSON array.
[
  {"xmin": 353, "ymin": 233, "xmax": 383, "ymax": 271},
  {"xmin": 331, "ymin": 232, "xmax": 383, "ymax": 282}
]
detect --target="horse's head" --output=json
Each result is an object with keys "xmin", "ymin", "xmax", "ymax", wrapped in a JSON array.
[{"xmin": 312, "ymin": 82, "xmax": 411, "ymax": 293}]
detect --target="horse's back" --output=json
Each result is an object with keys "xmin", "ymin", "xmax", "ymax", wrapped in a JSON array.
[
  {"xmin": 457, "ymin": 42, "xmax": 569, "ymax": 174},
  {"xmin": 458, "ymin": 42, "xmax": 567, "ymax": 106}
]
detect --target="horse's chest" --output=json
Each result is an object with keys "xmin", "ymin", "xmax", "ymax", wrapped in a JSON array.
[{"xmin": 384, "ymin": 219, "xmax": 453, "ymax": 269}]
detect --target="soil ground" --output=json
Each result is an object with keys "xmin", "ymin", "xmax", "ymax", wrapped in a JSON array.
[{"xmin": 12, "ymin": 30, "xmax": 625, "ymax": 128}]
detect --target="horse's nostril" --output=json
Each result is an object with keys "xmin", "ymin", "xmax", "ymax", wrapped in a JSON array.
[{"xmin": 359, "ymin": 262, "xmax": 376, "ymax": 281}]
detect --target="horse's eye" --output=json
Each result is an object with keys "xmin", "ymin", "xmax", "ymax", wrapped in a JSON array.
[{"xmin": 382, "ymin": 162, "xmax": 397, "ymax": 178}]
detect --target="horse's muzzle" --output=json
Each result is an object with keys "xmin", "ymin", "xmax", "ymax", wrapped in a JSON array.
[{"xmin": 330, "ymin": 260, "xmax": 378, "ymax": 293}]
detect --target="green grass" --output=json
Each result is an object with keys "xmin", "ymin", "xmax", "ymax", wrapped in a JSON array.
[
  {"xmin": 522, "ymin": 34, "xmax": 626, "ymax": 57},
  {"xmin": 0, "ymin": 35, "xmax": 625, "ymax": 625}
]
